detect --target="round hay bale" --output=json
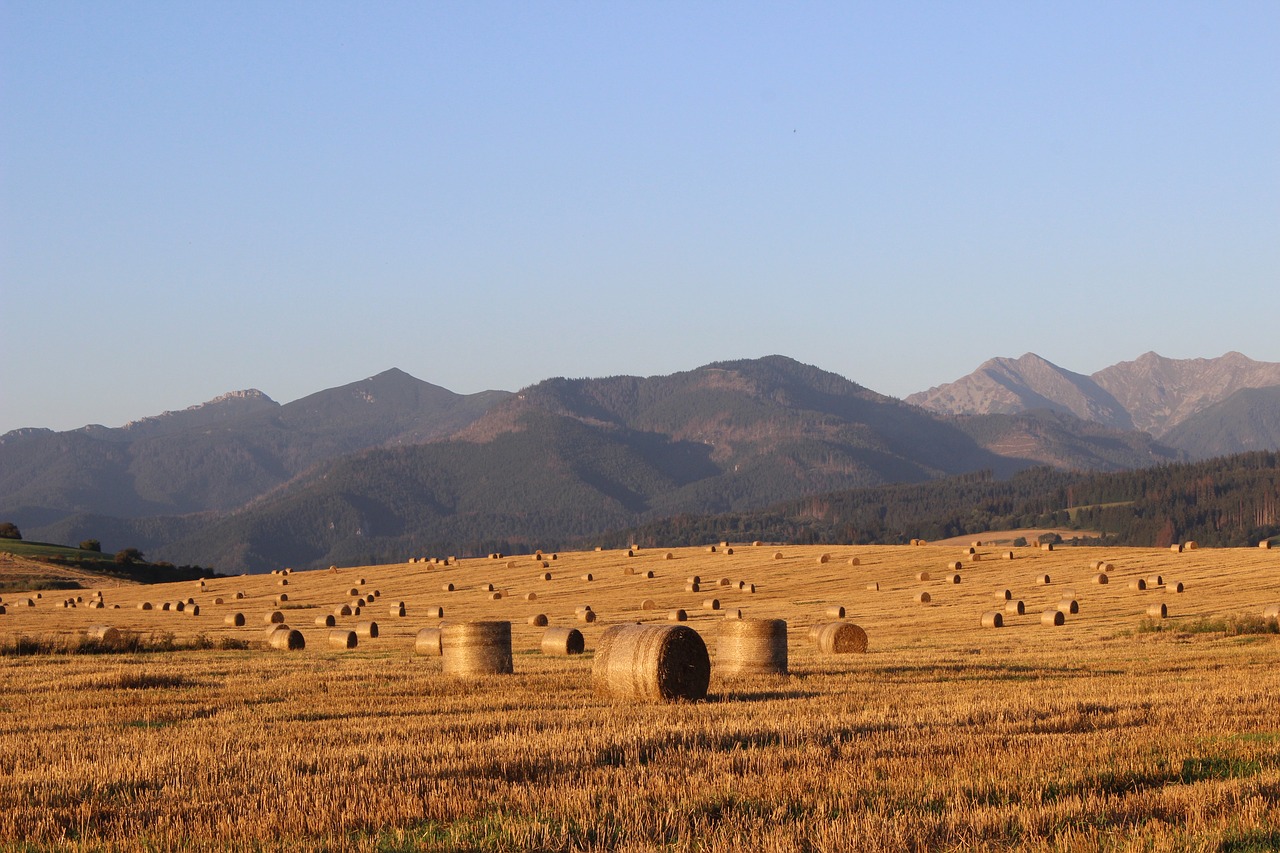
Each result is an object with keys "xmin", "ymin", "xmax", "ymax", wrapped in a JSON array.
[
  {"xmin": 329, "ymin": 565, "xmax": 338, "ymax": 573},
  {"xmin": 213, "ymin": 597, "xmax": 225, "ymax": 605},
  {"xmin": 524, "ymin": 592, "xmax": 537, "ymax": 602},
  {"xmin": 1005, "ymin": 600, "xmax": 1025, "ymax": 616},
  {"xmin": 641, "ymin": 599, "xmax": 657, "ymax": 611},
  {"xmin": 948, "ymin": 573, "xmax": 961, "ymax": 584},
  {"xmin": 667, "ymin": 609, "xmax": 687, "ymax": 622},
  {"xmin": 1002, "ymin": 551, "xmax": 1014, "ymax": 560},
  {"xmin": 1041, "ymin": 609, "xmax": 1065, "ymax": 627},
  {"xmin": 663, "ymin": 552, "xmax": 674, "ymax": 560},
  {"xmin": 816, "ymin": 554, "xmax": 829, "ymax": 565},
  {"xmin": 235, "ymin": 591, "xmax": 245, "ymax": 600},
  {"xmin": 541, "ymin": 572, "xmax": 552, "ymax": 581},
  {"xmin": 1041, "ymin": 543, "xmax": 1054, "ymax": 552},
  {"xmin": 352, "ymin": 606, "xmax": 362, "ymax": 616},
  {"xmin": 644, "ymin": 571, "xmax": 655, "ymax": 579},
  {"xmin": 1147, "ymin": 603, "xmax": 1168, "ymax": 619},
  {"xmin": 488, "ymin": 591, "xmax": 502, "ymax": 601},
  {"xmin": 915, "ymin": 591, "xmax": 931, "ymax": 604},
  {"xmin": 1035, "ymin": 574, "xmax": 1051, "ymax": 585},
  {"xmin": 441, "ymin": 583, "xmax": 455, "ymax": 592},
  {"xmin": 1170, "ymin": 543, "xmax": 1183, "ymax": 553},
  {"xmin": 706, "ymin": 545, "xmax": 717, "ymax": 553},
  {"xmin": 969, "ymin": 553, "xmax": 982, "ymax": 563},
  {"xmin": 441, "ymin": 621, "xmax": 513, "ymax": 676},
  {"xmin": 814, "ymin": 621, "xmax": 869, "ymax": 654},
  {"xmin": 623, "ymin": 565, "xmax": 636, "ymax": 576},
  {"xmin": 540, "ymin": 627, "xmax": 585, "ymax": 656},
  {"xmin": 577, "ymin": 610, "xmax": 597, "ymax": 624},
  {"xmin": 264, "ymin": 610, "xmax": 285, "ymax": 624},
  {"xmin": 1260, "ymin": 540, "xmax": 1273, "ymax": 550},
  {"xmin": 1146, "ymin": 575, "xmax": 1164, "ymax": 587},
  {"xmin": 915, "ymin": 571, "xmax": 931, "ymax": 582},
  {"xmin": 137, "ymin": 602, "xmax": 153, "ymax": 611},
  {"xmin": 773, "ymin": 552, "xmax": 784, "ymax": 560},
  {"xmin": 506, "ymin": 560, "xmax": 518, "ymax": 569},
  {"xmin": 275, "ymin": 593, "xmax": 289, "ymax": 604},
  {"xmin": 390, "ymin": 603, "xmax": 406, "ymax": 617},
  {"xmin": 87, "ymin": 625, "xmax": 121, "ymax": 643},
  {"xmin": 267, "ymin": 628, "xmax": 305, "ymax": 650},
  {"xmin": 575, "ymin": 605, "xmax": 593, "ymax": 615},
  {"xmin": 724, "ymin": 609, "xmax": 743, "ymax": 620},
  {"xmin": 224, "ymin": 612, "xmax": 245, "ymax": 627},
  {"xmin": 581, "ymin": 573, "xmax": 594, "ymax": 582},
  {"xmin": 1171, "ymin": 581, "xmax": 1185, "ymax": 593},
  {"xmin": 315, "ymin": 614, "xmax": 337, "ymax": 627},
  {"xmin": 334, "ymin": 604, "xmax": 353, "ymax": 617},
  {"xmin": 866, "ymin": 582, "xmax": 880, "ymax": 591},
  {"xmin": 702, "ymin": 598, "xmax": 720, "ymax": 611},
  {"xmin": 1128, "ymin": 578, "xmax": 1148, "ymax": 591},
  {"xmin": 278, "ymin": 578, "xmax": 288, "ymax": 586},
  {"xmin": 415, "ymin": 626, "xmax": 443, "ymax": 656},
  {"xmin": 479, "ymin": 583, "xmax": 494, "ymax": 592},
  {"xmin": 1185, "ymin": 541, "xmax": 1197, "ymax": 551},
  {"xmin": 527, "ymin": 613, "xmax": 549, "ymax": 627},
  {"xmin": 159, "ymin": 602, "xmax": 171, "ymax": 612},
  {"xmin": 329, "ymin": 630, "xmax": 358, "ymax": 649},
  {"xmin": 717, "ymin": 618, "xmax": 787, "ymax": 675},
  {"xmin": 686, "ymin": 582, "xmax": 701, "ymax": 593},
  {"xmin": 1093, "ymin": 573, "xmax": 1109, "ymax": 585},
  {"xmin": 981, "ymin": 611, "xmax": 1003, "ymax": 629},
  {"xmin": 825, "ymin": 605, "xmax": 846, "ymax": 619},
  {"xmin": 686, "ymin": 575, "xmax": 701, "ymax": 585},
  {"xmin": 186, "ymin": 604, "xmax": 201, "ymax": 616},
  {"xmin": 946, "ymin": 561, "xmax": 962, "ymax": 571},
  {"xmin": 593, "ymin": 623, "xmax": 710, "ymax": 702},
  {"xmin": 626, "ymin": 550, "xmax": 635, "ymax": 558},
  {"xmin": 718, "ymin": 578, "xmax": 731, "ymax": 587},
  {"xmin": 347, "ymin": 587, "xmax": 360, "ymax": 597},
  {"xmin": 1058, "ymin": 599, "xmax": 1079, "ymax": 615},
  {"xmin": 848, "ymin": 557, "xmax": 860, "ymax": 566},
  {"xmin": 1262, "ymin": 604, "xmax": 1280, "ymax": 619},
  {"xmin": 354, "ymin": 621, "xmax": 379, "ymax": 639},
  {"xmin": 995, "ymin": 588, "xmax": 1012, "ymax": 601}
]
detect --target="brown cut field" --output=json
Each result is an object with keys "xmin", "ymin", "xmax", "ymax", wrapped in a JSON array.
[{"xmin": 2, "ymin": 542, "xmax": 1279, "ymax": 851}]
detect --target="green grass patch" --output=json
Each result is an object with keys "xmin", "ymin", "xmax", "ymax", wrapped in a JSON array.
[{"xmin": 1137, "ymin": 615, "xmax": 1279, "ymax": 636}]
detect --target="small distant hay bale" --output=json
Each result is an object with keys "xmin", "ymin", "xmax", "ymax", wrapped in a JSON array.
[
  {"xmin": 186, "ymin": 604, "xmax": 201, "ymax": 616},
  {"xmin": 663, "ymin": 552, "xmax": 674, "ymax": 560},
  {"xmin": 575, "ymin": 605, "xmax": 593, "ymax": 616},
  {"xmin": 329, "ymin": 630, "xmax": 358, "ymax": 649},
  {"xmin": 737, "ymin": 580, "xmax": 747, "ymax": 590},
  {"xmin": 686, "ymin": 575, "xmax": 701, "ymax": 585},
  {"xmin": 686, "ymin": 582, "xmax": 701, "ymax": 593},
  {"xmin": 1035, "ymin": 574, "xmax": 1051, "ymax": 585},
  {"xmin": 87, "ymin": 625, "xmax": 121, "ymax": 643},
  {"xmin": 814, "ymin": 621, "xmax": 868, "ymax": 654},
  {"xmin": 641, "ymin": 599, "xmax": 657, "ymax": 611},
  {"xmin": 1058, "ymin": 599, "xmax": 1079, "ymax": 615},
  {"xmin": 354, "ymin": 621, "xmax": 378, "ymax": 639},
  {"xmin": 1041, "ymin": 609, "xmax": 1065, "ymax": 627},
  {"xmin": 718, "ymin": 578, "xmax": 731, "ymax": 587},
  {"xmin": 969, "ymin": 553, "xmax": 982, "ymax": 563},
  {"xmin": 523, "ymin": 592, "xmax": 537, "ymax": 602},
  {"xmin": 541, "ymin": 572, "xmax": 552, "ymax": 581},
  {"xmin": 706, "ymin": 545, "xmax": 717, "ymax": 553},
  {"xmin": 866, "ymin": 582, "xmax": 880, "ymax": 591},
  {"xmin": 1005, "ymin": 600, "xmax": 1025, "ymax": 616},
  {"xmin": 946, "ymin": 561, "xmax": 962, "ymax": 571},
  {"xmin": 702, "ymin": 598, "xmax": 720, "ymax": 611},
  {"xmin": 623, "ymin": 566, "xmax": 636, "ymax": 576},
  {"xmin": 488, "ymin": 591, "xmax": 502, "ymax": 601},
  {"xmin": 644, "ymin": 571, "xmax": 655, "ymax": 578},
  {"xmin": 479, "ymin": 583, "xmax": 494, "ymax": 592},
  {"xmin": 315, "ymin": 614, "xmax": 337, "ymax": 627},
  {"xmin": 235, "ymin": 591, "xmax": 245, "ymax": 600},
  {"xmin": 1146, "ymin": 575, "xmax": 1164, "ymax": 587},
  {"xmin": 540, "ymin": 627, "xmax": 585, "ymax": 656},
  {"xmin": 753, "ymin": 540, "xmax": 763, "ymax": 547},
  {"xmin": 527, "ymin": 614, "xmax": 549, "ymax": 627},
  {"xmin": 224, "ymin": 612, "xmax": 245, "ymax": 626},
  {"xmin": 1260, "ymin": 540, "xmax": 1273, "ymax": 550},
  {"xmin": 415, "ymin": 627, "xmax": 443, "ymax": 656},
  {"xmin": 947, "ymin": 573, "xmax": 961, "ymax": 584},
  {"xmin": 329, "ymin": 565, "xmax": 338, "ymax": 573},
  {"xmin": 1093, "ymin": 573, "xmax": 1109, "ymax": 585},
  {"xmin": 441, "ymin": 583, "xmax": 455, "ymax": 592},
  {"xmin": 506, "ymin": 560, "xmax": 518, "ymax": 569},
  {"xmin": 347, "ymin": 587, "xmax": 360, "ymax": 597},
  {"xmin": 965, "ymin": 547, "xmax": 976, "ymax": 555},
  {"xmin": 1002, "ymin": 551, "xmax": 1014, "ymax": 560},
  {"xmin": 358, "ymin": 577, "xmax": 366, "ymax": 585},
  {"xmin": 724, "ymin": 609, "xmax": 743, "ymax": 620},
  {"xmin": 539, "ymin": 560, "xmax": 550, "ymax": 568},
  {"xmin": 1184, "ymin": 541, "xmax": 1197, "ymax": 551},
  {"xmin": 160, "ymin": 602, "xmax": 172, "ymax": 612},
  {"xmin": 441, "ymin": 621, "xmax": 513, "ymax": 676},
  {"xmin": 137, "ymin": 602, "xmax": 153, "ymax": 611},
  {"xmin": 275, "ymin": 593, "xmax": 289, "ymax": 604},
  {"xmin": 995, "ymin": 588, "xmax": 1012, "ymax": 600},
  {"xmin": 577, "ymin": 610, "xmax": 597, "ymax": 623},
  {"xmin": 848, "ymin": 557, "xmax": 860, "ymax": 566},
  {"xmin": 816, "ymin": 554, "xmax": 830, "ymax": 565},
  {"xmin": 916, "ymin": 591, "xmax": 932, "ymax": 604},
  {"xmin": 335, "ymin": 604, "xmax": 353, "ymax": 616},
  {"xmin": 213, "ymin": 597, "xmax": 225, "ymax": 605},
  {"xmin": 668, "ymin": 609, "xmax": 688, "ymax": 622},
  {"xmin": 581, "ymin": 573, "xmax": 594, "ymax": 582},
  {"xmin": 915, "ymin": 571, "xmax": 931, "ymax": 582},
  {"xmin": 626, "ymin": 549, "xmax": 635, "ymax": 558},
  {"xmin": 267, "ymin": 628, "xmax": 305, "ymax": 650},
  {"xmin": 390, "ymin": 603, "xmax": 406, "ymax": 617},
  {"xmin": 980, "ymin": 612, "xmax": 1003, "ymax": 629},
  {"xmin": 1041, "ymin": 543, "xmax": 1054, "ymax": 552},
  {"xmin": 717, "ymin": 618, "xmax": 787, "ymax": 675},
  {"xmin": 825, "ymin": 605, "xmax": 846, "ymax": 619},
  {"xmin": 264, "ymin": 610, "xmax": 285, "ymax": 624},
  {"xmin": 278, "ymin": 578, "xmax": 288, "ymax": 586},
  {"xmin": 593, "ymin": 623, "xmax": 710, "ymax": 702},
  {"xmin": 351, "ymin": 605, "xmax": 362, "ymax": 616},
  {"xmin": 1147, "ymin": 603, "xmax": 1168, "ymax": 619},
  {"xmin": 773, "ymin": 552, "xmax": 784, "ymax": 560},
  {"xmin": 1170, "ymin": 543, "xmax": 1183, "ymax": 553},
  {"xmin": 1171, "ymin": 581, "xmax": 1185, "ymax": 593}
]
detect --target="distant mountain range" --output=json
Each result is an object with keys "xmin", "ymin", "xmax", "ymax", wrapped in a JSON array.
[{"xmin": 3, "ymin": 351, "xmax": 1276, "ymax": 572}]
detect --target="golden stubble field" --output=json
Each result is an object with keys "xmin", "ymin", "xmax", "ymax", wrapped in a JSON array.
[{"xmin": 2, "ymin": 542, "xmax": 1279, "ymax": 852}]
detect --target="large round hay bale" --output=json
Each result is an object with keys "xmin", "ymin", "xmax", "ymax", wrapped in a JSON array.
[
  {"xmin": 415, "ymin": 626, "xmax": 443, "ymax": 656},
  {"xmin": 186, "ymin": 604, "xmax": 201, "ymax": 616},
  {"xmin": 441, "ymin": 621, "xmax": 513, "ymax": 676},
  {"xmin": 267, "ymin": 628, "xmax": 305, "ymax": 650},
  {"xmin": 224, "ymin": 612, "xmax": 245, "ymax": 627},
  {"xmin": 264, "ymin": 610, "xmax": 284, "ymax": 624},
  {"xmin": 1093, "ymin": 573, "xmax": 1109, "ymax": 585},
  {"xmin": 541, "ymin": 627, "xmax": 585, "ymax": 656},
  {"xmin": 702, "ymin": 598, "xmax": 720, "ymax": 611},
  {"xmin": 329, "ymin": 630, "xmax": 358, "ymax": 649},
  {"xmin": 1058, "ymin": 599, "xmax": 1079, "ymax": 615},
  {"xmin": 1147, "ymin": 603, "xmax": 1168, "ymax": 619},
  {"xmin": 667, "ymin": 609, "xmax": 687, "ymax": 622},
  {"xmin": 825, "ymin": 605, "xmax": 846, "ymax": 619},
  {"xmin": 593, "ymin": 623, "xmax": 710, "ymax": 702},
  {"xmin": 314, "ymin": 614, "xmax": 337, "ymax": 627},
  {"xmin": 717, "ymin": 618, "xmax": 787, "ymax": 675},
  {"xmin": 981, "ymin": 611, "xmax": 1003, "ymax": 629},
  {"xmin": 916, "ymin": 591, "xmax": 931, "ymax": 604},
  {"xmin": 814, "ymin": 621, "xmax": 868, "ymax": 654},
  {"xmin": 1041, "ymin": 609, "xmax": 1065, "ymax": 627},
  {"xmin": 1005, "ymin": 600, "xmax": 1025, "ymax": 616},
  {"xmin": 87, "ymin": 625, "xmax": 121, "ymax": 643},
  {"xmin": 354, "ymin": 621, "xmax": 379, "ymax": 639},
  {"xmin": 1260, "ymin": 540, "xmax": 1273, "ymax": 550},
  {"xmin": 527, "ymin": 613, "xmax": 548, "ymax": 627}
]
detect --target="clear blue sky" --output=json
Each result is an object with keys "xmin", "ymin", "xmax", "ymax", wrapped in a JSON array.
[{"xmin": 3, "ymin": 2, "xmax": 1277, "ymax": 434}]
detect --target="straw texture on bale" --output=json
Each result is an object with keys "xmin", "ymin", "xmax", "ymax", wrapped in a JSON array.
[
  {"xmin": 1036, "ymin": 574, "xmax": 1051, "ymax": 585},
  {"xmin": 1093, "ymin": 573, "xmax": 1109, "ymax": 585},
  {"xmin": 540, "ymin": 627, "xmax": 585, "ymax": 656},
  {"xmin": 355, "ymin": 621, "xmax": 379, "ymax": 639},
  {"xmin": 981, "ymin": 612, "xmax": 1004, "ymax": 629},
  {"xmin": 441, "ymin": 621, "xmax": 513, "ymax": 676},
  {"xmin": 414, "ymin": 626, "xmax": 443, "ymax": 656},
  {"xmin": 668, "ymin": 609, "xmax": 687, "ymax": 622},
  {"xmin": 816, "ymin": 554, "xmax": 829, "ymax": 564},
  {"xmin": 915, "ymin": 572, "xmax": 930, "ymax": 582},
  {"xmin": 995, "ymin": 589, "xmax": 1012, "ymax": 600},
  {"xmin": 1042, "ymin": 609, "xmax": 1065, "ymax": 626},
  {"xmin": 137, "ymin": 602, "xmax": 152, "ymax": 611},
  {"xmin": 390, "ymin": 603, "xmax": 406, "ymax": 617},
  {"xmin": 947, "ymin": 574, "xmax": 962, "ymax": 584},
  {"xmin": 87, "ymin": 625, "xmax": 121, "ymax": 643},
  {"xmin": 717, "ymin": 618, "xmax": 787, "ymax": 675},
  {"xmin": 1147, "ymin": 603, "xmax": 1168, "ymax": 619},
  {"xmin": 1058, "ymin": 599, "xmax": 1079, "ymax": 615},
  {"xmin": 686, "ymin": 582, "xmax": 701, "ymax": 593},
  {"xmin": 814, "ymin": 621, "xmax": 869, "ymax": 654},
  {"xmin": 916, "ymin": 591, "xmax": 931, "ymax": 604},
  {"xmin": 702, "ymin": 598, "xmax": 720, "ymax": 611},
  {"xmin": 1129, "ymin": 578, "xmax": 1148, "ymax": 591},
  {"xmin": 592, "ymin": 623, "xmax": 710, "ymax": 702},
  {"xmin": 581, "ymin": 573, "xmax": 594, "ymax": 582},
  {"xmin": 264, "ymin": 610, "xmax": 284, "ymax": 624},
  {"xmin": 641, "ymin": 599, "xmax": 657, "ymax": 610},
  {"xmin": 329, "ymin": 630, "xmax": 358, "ymax": 649},
  {"xmin": 267, "ymin": 628, "xmax": 305, "ymax": 650},
  {"xmin": 441, "ymin": 583, "xmax": 455, "ymax": 592},
  {"xmin": 825, "ymin": 606, "xmax": 846, "ymax": 619},
  {"xmin": 866, "ymin": 582, "xmax": 880, "ymax": 591},
  {"xmin": 224, "ymin": 612, "xmax": 245, "ymax": 627},
  {"xmin": 1005, "ymin": 600, "xmax": 1025, "ymax": 615},
  {"xmin": 527, "ymin": 613, "xmax": 548, "ymax": 627}
]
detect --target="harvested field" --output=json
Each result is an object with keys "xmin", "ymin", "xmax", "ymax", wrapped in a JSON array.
[{"xmin": 1, "ymin": 543, "xmax": 1279, "ymax": 850}]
